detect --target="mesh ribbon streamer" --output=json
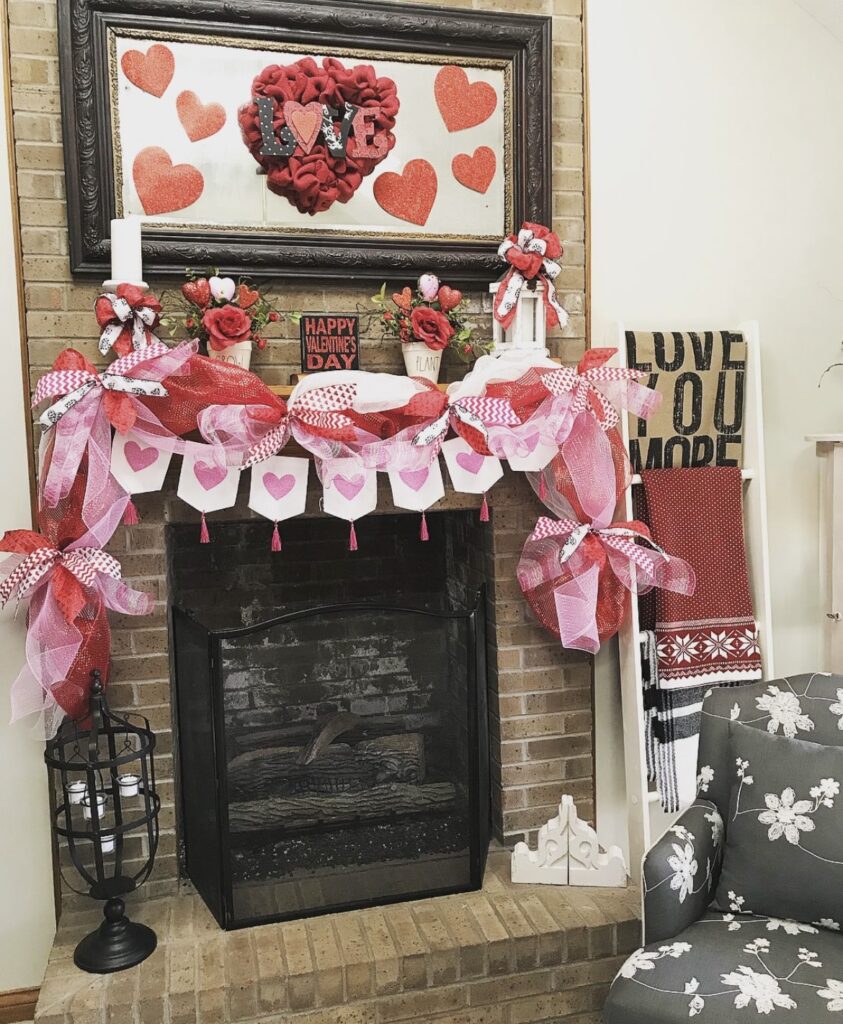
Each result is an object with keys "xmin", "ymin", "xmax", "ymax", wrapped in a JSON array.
[
  {"xmin": 0, "ymin": 530, "xmax": 153, "ymax": 737},
  {"xmin": 517, "ymin": 414, "xmax": 695, "ymax": 652}
]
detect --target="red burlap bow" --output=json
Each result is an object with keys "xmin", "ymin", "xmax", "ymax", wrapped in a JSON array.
[
  {"xmin": 95, "ymin": 284, "xmax": 162, "ymax": 357},
  {"xmin": 493, "ymin": 222, "xmax": 569, "ymax": 332}
]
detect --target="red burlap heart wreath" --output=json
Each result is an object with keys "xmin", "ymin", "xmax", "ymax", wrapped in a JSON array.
[{"xmin": 239, "ymin": 57, "xmax": 399, "ymax": 215}]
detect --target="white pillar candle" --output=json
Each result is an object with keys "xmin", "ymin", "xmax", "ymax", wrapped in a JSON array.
[
  {"xmin": 66, "ymin": 780, "xmax": 87, "ymax": 805},
  {"xmin": 107, "ymin": 216, "xmax": 146, "ymax": 289},
  {"xmin": 82, "ymin": 791, "xmax": 107, "ymax": 820},
  {"xmin": 99, "ymin": 834, "xmax": 116, "ymax": 854},
  {"xmin": 117, "ymin": 773, "xmax": 141, "ymax": 798}
]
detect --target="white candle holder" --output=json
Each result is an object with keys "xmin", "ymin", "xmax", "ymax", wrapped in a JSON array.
[
  {"xmin": 81, "ymin": 791, "xmax": 107, "ymax": 821},
  {"xmin": 99, "ymin": 834, "xmax": 116, "ymax": 854},
  {"xmin": 489, "ymin": 279, "xmax": 548, "ymax": 357},
  {"xmin": 66, "ymin": 780, "xmax": 88, "ymax": 805},
  {"xmin": 117, "ymin": 774, "xmax": 141, "ymax": 798}
]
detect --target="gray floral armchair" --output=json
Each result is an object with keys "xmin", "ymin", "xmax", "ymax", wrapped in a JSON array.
[{"xmin": 604, "ymin": 672, "xmax": 843, "ymax": 1022}]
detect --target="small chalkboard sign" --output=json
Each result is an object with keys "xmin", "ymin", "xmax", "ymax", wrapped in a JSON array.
[{"xmin": 299, "ymin": 315, "xmax": 360, "ymax": 372}]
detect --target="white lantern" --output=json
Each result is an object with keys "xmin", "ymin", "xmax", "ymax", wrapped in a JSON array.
[{"xmin": 488, "ymin": 280, "xmax": 548, "ymax": 357}]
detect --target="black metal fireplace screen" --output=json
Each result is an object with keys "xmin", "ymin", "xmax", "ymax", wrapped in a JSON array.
[{"xmin": 171, "ymin": 595, "xmax": 489, "ymax": 928}]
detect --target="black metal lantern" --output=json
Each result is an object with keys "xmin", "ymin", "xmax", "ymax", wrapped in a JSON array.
[{"xmin": 44, "ymin": 670, "xmax": 160, "ymax": 973}]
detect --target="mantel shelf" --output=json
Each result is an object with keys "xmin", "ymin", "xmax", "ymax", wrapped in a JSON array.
[{"xmin": 269, "ymin": 382, "xmax": 450, "ymax": 398}]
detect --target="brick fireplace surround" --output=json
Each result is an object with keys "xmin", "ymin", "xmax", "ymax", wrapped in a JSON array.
[{"xmin": 9, "ymin": 0, "xmax": 643, "ymax": 1019}]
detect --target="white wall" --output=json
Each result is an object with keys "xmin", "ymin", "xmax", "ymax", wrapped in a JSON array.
[
  {"xmin": 587, "ymin": 0, "xmax": 843, "ymax": 852},
  {"xmin": 0, "ymin": 12, "xmax": 56, "ymax": 992}
]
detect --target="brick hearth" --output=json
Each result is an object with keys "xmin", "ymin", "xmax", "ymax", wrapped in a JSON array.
[{"xmin": 35, "ymin": 850, "xmax": 640, "ymax": 1024}]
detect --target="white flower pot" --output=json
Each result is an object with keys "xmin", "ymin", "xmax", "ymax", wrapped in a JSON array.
[
  {"xmin": 208, "ymin": 339, "xmax": 252, "ymax": 371},
  {"xmin": 403, "ymin": 342, "xmax": 442, "ymax": 383}
]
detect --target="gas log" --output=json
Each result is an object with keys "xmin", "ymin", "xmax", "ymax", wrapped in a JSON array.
[
  {"xmin": 227, "ymin": 733, "xmax": 426, "ymax": 799},
  {"xmin": 228, "ymin": 782, "xmax": 457, "ymax": 832}
]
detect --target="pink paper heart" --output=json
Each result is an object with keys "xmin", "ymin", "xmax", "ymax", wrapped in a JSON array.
[
  {"xmin": 124, "ymin": 440, "xmax": 158, "ymax": 472},
  {"xmin": 263, "ymin": 472, "xmax": 296, "ymax": 501},
  {"xmin": 456, "ymin": 451, "xmax": 484, "ymax": 474},
  {"xmin": 522, "ymin": 433, "xmax": 540, "ymax": 454},
  {"xmin": 399, "ymin": 468, "xmax": 429, "ymax": 492},
  {"xmin": 334, "ymin": 473, "xmax": 365, "ymax": 501},
  {"xmin": 194, "ymin": 460, "xmax": 227, "ymax": 491}
]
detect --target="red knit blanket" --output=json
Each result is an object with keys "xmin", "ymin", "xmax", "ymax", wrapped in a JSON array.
[{"xmin": 640, "ymin": 467, "xmax": 762, "ymax": 687}]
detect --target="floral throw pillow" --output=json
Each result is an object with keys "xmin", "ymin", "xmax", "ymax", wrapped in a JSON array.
[{"xmin": 715, "ymin": 720, "xmax": 843, "ymax": 930}]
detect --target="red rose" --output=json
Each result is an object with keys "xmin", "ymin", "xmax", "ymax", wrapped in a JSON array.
[
  {"xmin": 202, "ymin": 305, "xmax": 253, "ymax": 351},
  {"xmin": 410, "ymin": 307, "xmax": 454, "ymax": 351}
]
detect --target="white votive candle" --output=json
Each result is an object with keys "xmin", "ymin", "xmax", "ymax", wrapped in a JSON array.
[
  {"xmin": 66, "ymin": 780, "xmax": 87, "ymax": 805},
  {"xmin": 117, "ymin": 773, "xmax": 141, "ymax": 797},
  {"xmin": 99, "ymin": 834, "xmax": 116, "ymax": 854},
  {"xmin": 81, "ymin": 791, "xmax": 107, "ymax": 820},
  {"xmin": 108, "ymin": 216, "xmax": 145, "ymax": 287}
]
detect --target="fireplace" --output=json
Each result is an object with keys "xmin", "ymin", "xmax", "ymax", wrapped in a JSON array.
[{"xmin": 167, "ymin": 511, "xmax": 491, "ymax": 928}]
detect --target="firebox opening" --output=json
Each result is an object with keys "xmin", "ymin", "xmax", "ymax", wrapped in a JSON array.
[{"xmin": 167, "ymin": 511, "xmax": 491, "ymax": 928}]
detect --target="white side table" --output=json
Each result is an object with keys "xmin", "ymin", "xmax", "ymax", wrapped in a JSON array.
[{"xmin": 808, "ymin": 434, "xmax": 843, "ymax": 671}]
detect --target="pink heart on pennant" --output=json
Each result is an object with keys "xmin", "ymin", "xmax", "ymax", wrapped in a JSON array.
[
  {"xmin": 334, "ymin": 474, "xmax": 365, "ymax": 501},
  {"xmin": 456, "ymin": 451, "xmax": 485, "ymax": 474},
  {"xmin": 124, "ymin": 441, "xmax": 159, "ymax": 472},
  {"xmin": 399, "ymin": 468, "xmax": 429, "ymax": 492},
  {"xmin": 194, "ymin": 460, "xmax": 227, "ymax": 491},
  {"xmin": 263, "ymin": 472, "xmax": 296, "ymax": 501},
  {"xmin": 522, "ymin": 433, "xmax": 541, "ymax": 454}
]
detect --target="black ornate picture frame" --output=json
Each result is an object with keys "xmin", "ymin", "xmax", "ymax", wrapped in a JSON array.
[{"xmin": 58, "ymin": 0, "xmax": 552, "ymax": 284}]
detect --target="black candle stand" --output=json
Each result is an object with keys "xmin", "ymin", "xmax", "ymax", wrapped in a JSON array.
[{"xmin": 44, "ymin": 671, "xmax": 160, "ymax": 973}]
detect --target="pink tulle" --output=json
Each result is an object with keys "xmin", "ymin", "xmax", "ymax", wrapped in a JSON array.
[{"xmin": 6, "ymin": 545, "xmax": 153, "ymax": 738}]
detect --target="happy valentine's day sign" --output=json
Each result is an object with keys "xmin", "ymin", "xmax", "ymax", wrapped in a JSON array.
[{"xmin": 300, "ymin": 316, "xmax": 360, "ymax": 372}]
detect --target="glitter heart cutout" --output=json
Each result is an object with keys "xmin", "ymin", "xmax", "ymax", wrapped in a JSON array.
[
  {"xmin": 121, "ymin": 44, "xmax": 174, "ymax": 98},
  {"xmin": 132, "ymin": 147, "xmax": 204, "ymax": 216},
  {"xmin": 434, "ymin": 65, "xmax": 498, "ymax": 133},
  {"xmin": 282, "ymin": 101, "xmax": 323, "ymax": 155},
  {"xmin": 373, "ymin": 159, "xmax": 437, "ymax": 226},
  {"xmin": 176, "ymin": 90, "xmax": 226, "ymax": 142},
  {"xmin": 452, "ymin": 146, "xmax": 496, "ymax": 194}
]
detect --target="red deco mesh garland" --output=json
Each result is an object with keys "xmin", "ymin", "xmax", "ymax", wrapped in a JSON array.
[
  {"xmin": 239, "ymin": 57, "xmax": 399, "ymax": 214},
  {"xmin": 139, "ymin": 352, "xmax": 286, "ymax": 438},
  {"xmin": 523, "ymin": 427, "xmax": 632, "ymax": 646}
]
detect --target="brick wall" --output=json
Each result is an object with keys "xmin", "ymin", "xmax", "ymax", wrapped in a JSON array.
[{"xmin": 8, "ymin": 0, "xmax": 590, "ymax": 901}]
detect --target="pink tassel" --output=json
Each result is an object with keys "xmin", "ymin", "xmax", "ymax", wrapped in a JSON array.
[
  {"xmin": 199, "ymin": 512, "xmax": 210, "ymax": 544},
  {"xmin": 480, "ymin": 494, "xmax": 490, "ymax": 522},
  {"xmin": 539, "ymin": 472, "xmax": 548, "ymax": 502},
  {"xmin": 271, "ymin": 522, "xmax": 282, "ymax": 552},
  {"xmin": 349, "ymin": 521, "xmax": 358, "ymax": 552},
  {"xmin": 123, "ymin": 498, "xmax": 139, "ymax": 526},
  {"xmin": 420, "ymin": 511, "xmax": 429, "ymax": 542}
]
